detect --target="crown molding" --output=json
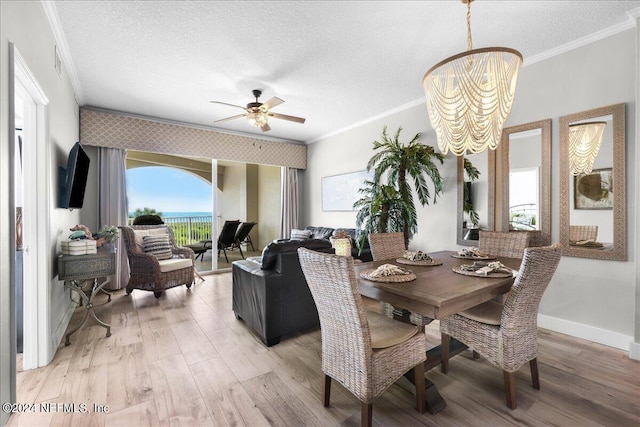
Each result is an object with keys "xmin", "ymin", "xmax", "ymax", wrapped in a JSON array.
[{"xmin": 41, "ymin": 0, "xmax": 85, "ymax": 104}]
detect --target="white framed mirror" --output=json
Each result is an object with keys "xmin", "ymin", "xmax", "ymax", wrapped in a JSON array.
[
  {"xmin": 559, "ymin": 103, "xmax": 625, "ymax": 260},
  {"xmin": 497, "ymin": 119, "xmax": 551, "ymax": 246}
]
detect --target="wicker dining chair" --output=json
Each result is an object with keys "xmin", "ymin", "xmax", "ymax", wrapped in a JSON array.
[
  {"xmin": 440, "ymin": 244, "xmax": 562, "ymax": 409},
  {"xmin": 297, "ymin": 247, "xmax": 427, "ymax": 427},
  {"xmin": 478, "ymin": 230, "xmax": 531, "ymax": 259},
  {"xmin": 569, "ymin": 225, "xmax": 598, "ymax": 242},
  {"xmin": 368, "ymin": 232, "xmax": 434, "ymax": 329}
]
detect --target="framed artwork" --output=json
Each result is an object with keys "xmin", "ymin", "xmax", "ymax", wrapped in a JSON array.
[
  {"xmin": 574, "ymin": 168, "xmax": 613, "ymax": 210},
  {"xmin": 321, "ymin": 170, "xmax": 372, "ymax": 211}
]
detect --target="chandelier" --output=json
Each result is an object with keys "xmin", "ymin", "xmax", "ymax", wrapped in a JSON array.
[
  {"xmin": 422, "ymin": 0, "xmax": 522, "ymax": 156},
  {"xmin": 246, "ymin": 110, "xmax": 268, "ymax": 128},
  {"xmin": 569, "ymin": 121, "xmax": 606, "ymax": 175}
]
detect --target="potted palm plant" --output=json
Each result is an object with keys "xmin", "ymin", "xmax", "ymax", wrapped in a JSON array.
[{"xmin": 355, "ymin": 126, "xmax": 445, "ymax": 249}]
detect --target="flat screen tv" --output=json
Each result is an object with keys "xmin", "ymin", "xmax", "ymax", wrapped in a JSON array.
[{"xmin": 58, "ymin": 142, "xmax": 90, "ymax": 209}]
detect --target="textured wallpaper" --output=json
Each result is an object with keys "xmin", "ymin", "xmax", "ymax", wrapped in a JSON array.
[{"xmin": 80, "ymin": 108, "xmax": 307, "ymax": 169}]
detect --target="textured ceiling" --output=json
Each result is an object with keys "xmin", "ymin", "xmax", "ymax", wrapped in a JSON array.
[{"xmin": 50, "ymin": 1, "xmax": 639, "ymax": 144}]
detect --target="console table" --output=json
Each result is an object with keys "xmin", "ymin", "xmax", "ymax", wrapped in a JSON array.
[{"xmin": 58, "ymin": 249, "xmax": 116, "ymax": 345}]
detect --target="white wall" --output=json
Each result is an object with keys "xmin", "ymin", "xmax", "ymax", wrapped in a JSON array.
[
  {"xmin": 1, "ymin": 0, "xmax": 81, "ymax": 419},
  {"xmin": 302, "ymin": 29, "xmax": 637, "ymax": 354},
  {"xmin": 218, "ymin": 162, "xmax": 247, "ymax": 223},
  {"xmin": 258, "ymin": 165, "xmax": 282, "ymax": 248}
]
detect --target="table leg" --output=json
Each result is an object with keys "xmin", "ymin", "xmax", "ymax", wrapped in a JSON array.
[
  {"xmin": 64, "ymin": 278, "xmax": 112, "ymax": 345},
  {"xmin": 397, "ymin": 338, "xmax": 469, "ymax": 415}
]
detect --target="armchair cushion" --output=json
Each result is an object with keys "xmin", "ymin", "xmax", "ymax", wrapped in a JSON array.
[
  {"xmin": 143, "ymin": 234, "xmax": 173, "ymax": 260},
  {"xmin": 158, "ymin": 257, "xmax": 193, "ymax": 273},
  {"xmin": 261, "ymin": 239, "xmax": 333, "ymax": 270}
]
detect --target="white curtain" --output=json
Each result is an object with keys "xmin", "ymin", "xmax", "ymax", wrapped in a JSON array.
[
  {"xmin": 98, "ymin": 147, "xmax": 130, "ymax": 290},
  {"xmin": 280, "ymin": 167, "xmax": 299, "ymax": 239}
]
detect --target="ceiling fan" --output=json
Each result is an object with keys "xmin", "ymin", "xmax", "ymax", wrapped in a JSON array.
[{"xmin": 210, "ymin": 89, "xmax": 306, "ymax": 132}]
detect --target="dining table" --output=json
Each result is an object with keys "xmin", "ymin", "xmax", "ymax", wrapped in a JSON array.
[{"xmin": 355, "ymin": 250, "xmax": 522, "ymax": 414}]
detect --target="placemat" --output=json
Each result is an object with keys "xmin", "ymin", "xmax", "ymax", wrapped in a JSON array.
[
  {"xmin": 360, "ymin": 269, "xmax": 417, "ymax": 283},
  {"xmin": 451, "ymin": 253, "xmax": 496, "ymax": 260},
  {"xmin": 396, "ymin": 258, "xmax": 443, "ymax": 267},
  {"xmin": 451, "ymin": 265, "xmax": 514, "ymax": 278}
]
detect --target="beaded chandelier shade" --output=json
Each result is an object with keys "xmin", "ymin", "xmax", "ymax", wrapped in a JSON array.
[
  {"xmin": 569, "ymin": 121, "xmax": 606, "ymax": 175},
  {"xmin": 422, "ymin": 0, "xmax": 522, "ymax": 156}
]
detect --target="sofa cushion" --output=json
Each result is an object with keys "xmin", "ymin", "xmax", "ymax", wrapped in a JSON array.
[
  {"xmin": 142, "ymin": 234, "xmax": 172, "ymax": 260},
  {"xmin": 290, "ymin": 228, "xmax": 312, "ymax": 240},
  {"xmin": 261, "ymin": 239, "xmax": 333, "ymax": 270},
  {"xmin": 304, "ymin": 226, "xmax": 335, "ymax": 240}
]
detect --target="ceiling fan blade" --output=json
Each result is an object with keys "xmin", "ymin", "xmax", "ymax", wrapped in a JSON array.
[
  {"xmin": 262, "ymin": 97, "xmax": 284, "ymax": 110},
  {"xmin": 214, "ymin": 114, "xmax": 245, "ymax": 123},
  {"xmin": 269, "ymin": 112, "xmax": 306, "ymax": 124},
  {"xmin": 210, "ymin": 101, "xmax": 246, "ymax": 110},
  {"xmin": 260, "ymin": 123, "xmax": 271, "ymax": 132}
]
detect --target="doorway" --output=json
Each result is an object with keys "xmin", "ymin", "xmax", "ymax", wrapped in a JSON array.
[{"xmin": 11, "ymin": 44, "xmax": 51, "ymax": 373}]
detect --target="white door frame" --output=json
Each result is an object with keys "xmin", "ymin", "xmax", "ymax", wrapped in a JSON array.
[{"xmin": 12, "ymin": 45, "xmax": 51, "ymax": 369}]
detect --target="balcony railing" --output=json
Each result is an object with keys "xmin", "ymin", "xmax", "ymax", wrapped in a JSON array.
[{"xmin": 128, "ymin": 215, "xmax": 213, "ymax": 246}]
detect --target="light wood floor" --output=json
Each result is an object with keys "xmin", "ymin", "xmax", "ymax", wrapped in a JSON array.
[{"xmin": 10, "ymin": 273, "xmax": 640, "ymax": 427}]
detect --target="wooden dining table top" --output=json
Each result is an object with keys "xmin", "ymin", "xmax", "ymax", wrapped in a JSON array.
[{"xmin": 355, "ymin": 250, "xmax": 521, "ymax": 320}]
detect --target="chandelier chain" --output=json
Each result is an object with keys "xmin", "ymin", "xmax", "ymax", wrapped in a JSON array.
[{"xmin": 466, "ymin": 0, "xmax": 473, "ymax": 51}]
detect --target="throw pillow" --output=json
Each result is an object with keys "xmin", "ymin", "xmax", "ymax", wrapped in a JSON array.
[
  {"xmin": 143, "ymin": 234, "xmax": 172, "ymax": 260},
  {"xmin": 290, "ymin": 228, "xmax": 312, "ymax": 240}
]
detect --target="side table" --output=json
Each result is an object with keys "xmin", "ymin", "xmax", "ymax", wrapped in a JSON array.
[{"xmin": 58, "ymin": 249, "xmax": 116, "ymax": 345}]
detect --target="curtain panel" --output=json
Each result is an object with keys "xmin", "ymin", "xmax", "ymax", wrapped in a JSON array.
[
  {"xmin": 280, "ymin": 167, "xmax": 299, "ymax": 239},
  {"xmin": 98, "ymin": 147, "xmax": 130, "ymax": 290}
]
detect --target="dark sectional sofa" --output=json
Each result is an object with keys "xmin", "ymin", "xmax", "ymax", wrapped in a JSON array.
[
  {"xmin": 303, "ymin": 226, "xmax": 373, "ymax": 262},
  {"xmin": 231, "ymin": 238, "xmax": 334, "ymax": 346}
]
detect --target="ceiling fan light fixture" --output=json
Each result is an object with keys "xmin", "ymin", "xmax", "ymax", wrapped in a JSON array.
[
  {"xmin": 569, "ymin": 121, "xmax": 606, "ymax": 175},
  {"xmin": 246, "ymin": 110, "xmax": 268, "ymax": 128},
  {"xmin": 422, "ymin": 0, "xmax": 522, "ymax": 156}
]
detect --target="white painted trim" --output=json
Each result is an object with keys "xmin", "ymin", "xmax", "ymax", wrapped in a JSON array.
[
  {"xmin": 41, "ymin": 0, "xmax": 85, "ymax": 103},
  {"xmin": 307, "ymin": 97, "xmax": 426, "ymax": 144},
  {"xmin": 308, "ymin": 16, "xmax": 640, "ymax": 145},
  {"xmin": 53, "ymin": 305, "xmax": 76, "ymax": 350},
  {"xmin": 13, "ymin": 47, "xmax": 52, "ymax": 369},
  {"xmin": 630, "ymin": 341, "xmax": 640, "ymax": 361},
  {"xmin": 538, "ymin": 314, "xmax": 634, "ymax": 353},
  {"xmin": 524, "ymin": 19, "xmax": 637, "ymax": 66}
]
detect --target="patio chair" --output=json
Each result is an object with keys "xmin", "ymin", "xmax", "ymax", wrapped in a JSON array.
[
  {"xmin": 234, "ymin": 222, "xmax": 257, "ymax": 252},
  {"xmin": 297, "ymin": 247, "xmax": 426, "ymax": 426},
  {"xmin": 440, "ymin": 244, "xmax": 562, "ymax": 409},
  {"xmin": 368, "ymin": 232, "xmax": 434, "ymax": 330},
  {"xmin": 217, "ymin": 220, "xmax": 241, "ymax": 262}
]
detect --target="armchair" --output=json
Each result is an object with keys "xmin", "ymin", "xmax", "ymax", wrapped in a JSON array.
[{"xmin": 120, "ymin": 225, "xmax": 195, "ymax": 298}]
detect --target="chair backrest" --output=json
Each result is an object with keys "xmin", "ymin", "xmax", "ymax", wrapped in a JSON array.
[
  {"xmin": 234, "ymin": 222, "xmax": 256, "ymax": 243},
  {"xmin": 500, "ymin": 244, "xmax": 561, "ymax": 365},
  {"xmin": 479, "ymin": 230, "xmax": 530, "ymax": 259},
  {"xmin": 569, "ymin": 225, "xmax": 598, "ymax": 242},
  {"xmin": 132, "ymin": 214, "xmax": 164, "ymax": 225},
  {"xmin": 119, "ymin": 225, "xmax": 176, "ymax": 256},
  {"xmin": 218, "ymin": 220, "xmax": 241, "ymax": 246},
  {"xmin": 297, "ymin": 247, "xmax": 372, "ymax": 401},
  {"xmin": 368, "ymin": 232, "xmax": 406, "ymax": 261}
]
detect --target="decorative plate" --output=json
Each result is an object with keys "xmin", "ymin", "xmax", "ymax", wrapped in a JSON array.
[
  {"xmin": 360, "ymin": 269, "xmax": 417, "ymax": 283},
  {"xmin": 396, "ymin": 258, "xmax": 443, "ymax": 267},
  {"xmin": 451, "ymin": 265, "xmax": 515, "ymax": 278}
]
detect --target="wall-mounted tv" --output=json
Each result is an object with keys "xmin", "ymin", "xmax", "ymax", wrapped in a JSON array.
[{"xmin": 58, "ymin": 142, "xmax": 90, "ymax": 209}]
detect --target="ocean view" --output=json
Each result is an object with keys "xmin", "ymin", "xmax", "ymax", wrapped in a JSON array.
[{"xmin": 129, "ymin": 211, "xmax": 212, "ymax": 218}]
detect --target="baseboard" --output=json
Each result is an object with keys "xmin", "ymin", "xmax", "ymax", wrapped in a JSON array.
[
  {"xmin": 538, "ymin": 314, "xmax": 634, "ymax": 354},
  {"xmin": 51, "ymin": 303, "xmax": 76, "ymax": 355},
  {"xmin": 629, "ymin": 341, "xmax": 640, "ymax": 361}
]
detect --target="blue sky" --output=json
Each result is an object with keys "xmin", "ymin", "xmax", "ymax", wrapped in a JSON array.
[{"xmin": 126, "ymin": 166, "xmax": 212, "ymax": 213}]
